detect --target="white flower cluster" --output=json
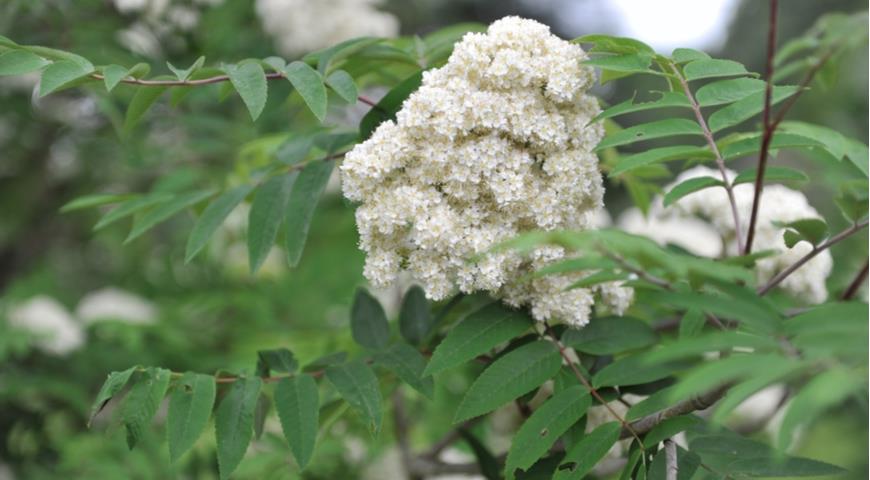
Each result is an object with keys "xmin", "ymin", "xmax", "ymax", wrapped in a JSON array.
[
  {"xmin": 632, "ymin": 166, "xmax": 832, "ymax": 303},
  {"xmin": 113, "ymin": 0, "xmax": 224, "ymax": 58},
  {"xmin": 341, "ymin": 17, "xmax": 631, "ymax": 327},
  {"xmin": 255, "ymin": 0, "xmax": 399, "ymax": 57}
]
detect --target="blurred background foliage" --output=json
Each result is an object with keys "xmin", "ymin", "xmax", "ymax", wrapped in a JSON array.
[{"xmin": 0, "ymin": 0, "xmax": 866, "ymax": 479}]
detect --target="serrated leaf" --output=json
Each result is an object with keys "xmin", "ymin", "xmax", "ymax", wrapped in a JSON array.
[
  {"xmin": 248, "ymin": 173, "xmax": 297, "ymax": 273},
  {"xmin": 595, "ymin": 92, "xmax": 690, "ymax": 122},
  {"xmin": 350, "ymin": 288, "xmax": 390, "ymax": 350},
  {"xmin": 593, "ymin": 355, "xmax": 684, "ymax": 388},
  {"xmin": 424, "ymin": 302, "xmax": 533, "ymax": 376},
  {"xmin": 360, "ymin": 71, "xmax": 423, "ymax": 140},
  {"xmin": 373, "ymin": 342, "xmax": 434, "ymax": 399},
  {"xmin": 505, "ymin": 386, "xmax": 590, "ymax": 479},
  {"xmin": 125, "ymin": 189, "xmax": 215, "ymax": 243},
  {"xmin": 663, "ymin": 176, "xmax": 724, "ymax": 206},
  {"xmin": 732, "ymin": 166, "xmax": 809, "ymax": 185},
  {"xmin": 168, "ymin": 56, "xmax": 205, "ymax": 81},
  {"xmin": 708, "ymin": 85, "xmax": 800, "ymax": 132},
  {"xmin": 275, "ymin": 374, "xmax": 319, "ymax": 468},
  {"xmin": 89, "ymin": 366, "xmax": 137, "ymax": 426},
  {"xmin": 257, "ymin": 348, "xmax": 298, "ymax": 374},
  {"xmin": 325, "ymin": 361, "xmax": 382, "ymax": 435},
  {"xmin": 553, "ymin": 422, "xmax": 621, "ymax": 480},
  {"xmin": 185, "ymin": 185, "xmax": 253, "ymax": 262},
  {"xmin": 696, "ymin": 78, "xmax": 766, "ymax": 106},
  {"xmin": 671, "ymin": 48, "xmax": 711, "ymax": 64},
  {"xmin": 124, "ymin": 84, "xmax": 168, "ymax": 131},
  {"xmin": 454, "ymin": 341, "xmax": 561, "ymax": 423},
  {"xmin": 122, "ymin": 367, "xmax": 171, "ymax": 449},
  {"xmin": 215, "ymin": 376, "xmax": 262, "ymax": 480},
  {"xmin": 168, "ymin": 372, "xmax": 216, "ymax": 462},
  {"xmin": 325, "ymin": 69, "xmax": 357, "ymax": 103},
  {"xmin": 224, "ymin": 61, "xmax": 268, "ymax": 120},
  {"xmin": 0, "ymin": 49, "xmax": 48, "ymax": 76},
  {"xmin": 60, "ymin": 193, "xmax": 131, "ymax": 213},
  {"xmin": 39, "ymin": 60, "xmax": 93, "ymax": 96},
  {"xmin": 683, "ymin": 58, "xmax": 751, "ymax": 81},
  {"xmin": 611, "ymin": 145, "xmax": 712, "ymax": 176},
  {"xmin": 285, "ymin": 160, "xmax": 334, "ymax": 267},
  {"xmin": 398, "ymin": 285, "xmax": 432, "ymax": 345},
  {"xmin": 721, "ymin": 132, "xmax": 823, "ymax": 160},
  {"xmin": 94, "ymin": 193, "xmax": 174, "ymax": 230},
  {"xmin": 562, "ymin": 316, "xmax": 656, "ymax": 355},
  {"xmin": 595, "ymin": 119, "xmax": 703, "ymax": 151},
  {"xmin": 284, "ymin": 61, "xmax": 327, "ymax": 121}
]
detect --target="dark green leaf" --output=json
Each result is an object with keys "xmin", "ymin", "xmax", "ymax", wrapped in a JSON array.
[
  {"xmin": 215, "ymin": 376, "xmax": 262, "ymax": 480},
  {"xmin": 595, "ymin": 119, "xmax": 703, "ymax": 151},
  {"xmin": 721, "ymin": 132, "xmax": 823, "ymax": 160},
  {"xmin": 679, "ymin": 309, "xmax": 706, "ymax": 338},
  {"xmin": 663, "ymin": 176, "xmax": 724, "ymax": 207},
  {"xmin": 275, "ymin": 374, "xmax": 319, "ymax": 468},
  {"xmin": 61, "ymin": 193, "xmax": 131, "ymax": 213},
  {"xmin": 94, "ymin": 193, "xmax": 174, "ymax": 230},
  {"xmin": 285, "ymin": 160, "xmax": 334, "ymax": 267},
  {"xmin": 89, "ymin": 366, "xmax": 137, "ymax": 426},
  {"xmin": 683, "ymin": 59, "xmax": 751, "ymax": 81},
  {"xmin": 248, "ymin": 173, "xmax": 297, "ymax": 273},
  {"xmin": 122, "ymin": 367, "xmax": 171, "ymax": 449},
  {"xmin": 610, "ymin": 145, "xmax": 713, "ymax": 176},
  {"xmin": 223, "ymin": 61, "xmax": 268, "ymax": 120},
  {"xmin": 359, "ymin": 71, "xmax": 423, "ymax": 140},
  {"xmin": 584, "ymin": 53, "xmax": 654, "ymax": 72},
  {"xmin": 285, "ymin": 61, "xmax": 327, "ymax": 121},
  {"xmin": 562, "ymin": 316, "xmax": 657, "ymax": 355},
  {"xmin": 257, "ymin": 348, "xmax": 298, "ymax": 373},
  {"xmin": 398, "ymin": 285, "xmax": 432, "ymax": 345},
  {"xmin": 325, "ymin": 69, "xmax": 357, "ymax": 103},
  {"xmin": 373, "ymin": 342, "xmax": 434, "ymax": 399},
  {"xmin": 695, "ymin": 77, "xmax": 766, "ymax": 106},
  {"xmin": 643, "ymin": 331, "xmax": 778, "ymax": 365},
  {"xmin": 732, "ymin": 166, "xmax": 809, "ymax": 185},
  {"xmin": 185, "ymin": 185, "xmax": 253, "ymax": 262},
  {"xmin": 168, "ymin": 372, "xmax": 216, "ymax": 462},
  {"xmin": 124, "ymin": 84, "xmax": 168, "ymax": 131},
  {"xmin": 644, "ymin": 415, "xmax": 704, "ymax": 447},
  {"xmin": 553, "ymin": 422, "xmax": 621, "ymax": 480},
  {"xmin": 39, "ymin": 60, "xmax": 93, "ymax": 96},
  {"xmin": 126, "ymin": 189, "xmax": 215, "ymax": 243},
  {"xmin": 350, "ymin": 288, "xmax": 390, "ymax": 350},
  {"xmin": 594, "ymin": 355, "xmax": 684, "ymax": 388},
  {"xmin": 454, "ymin": 341, "xmax": 561, "ymax": 423},
  {"xmin": 0, "ymin": 49, "xmax": 47, "ymax": 76},
  {"xmin": 325, "ymin": 360, "xmax": 382, "ymax": 435}
]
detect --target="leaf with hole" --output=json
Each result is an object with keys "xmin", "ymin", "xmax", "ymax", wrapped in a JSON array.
[
  {"xmin": 122, "ymin": 367, "xmax": 171, "ymax": 449},
  {"xmin": 552, "ymin": 422, "xmax": 621, "ymax": 480},
  {"xmin": 168, "ymin": 372, "xmax": 216, "ymax": 462}
]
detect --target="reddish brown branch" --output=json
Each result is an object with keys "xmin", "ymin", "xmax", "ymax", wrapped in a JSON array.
[{"xmin": 841, "ymin": 259, "xmax": 869, "ymax": 300}]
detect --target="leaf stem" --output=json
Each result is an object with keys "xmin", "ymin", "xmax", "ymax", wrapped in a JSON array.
[{"xmin": 841, "ymin": 259, "xmax": 869, "ymax": 300}]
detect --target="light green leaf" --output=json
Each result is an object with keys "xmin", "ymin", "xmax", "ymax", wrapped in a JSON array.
[
  {"xmin": 126, "ymin": 189, "xmax": 215, "ymax": 243},
  {"xmin": 721, "ymin": 132, "xmax": 823, "ymax": 160},
  {"xmin": 248, "ymin": 173, "xmax": 297, "ymax": 273},
  {"xmin": 424, "ymin": 302, "xmax": 533, "ymax": 376},
  {"xmin": 553, "ymin": 422, "xmax": 621, "ymax": 480},
  {"xmin": 39, "ymin": 60, "xmax": 93, "ymax": 96},
  {"xmin": 653, "ymin": 291, "xmax": 778, "ymax": 333},
  {"xmin": 610, "ymin": 145, "xmax": 713, "ymax": 176},
  {"xmin": 732, "ymin": 166, "xmax": 809, "ymax": 185},
  {"xmin": 679, "ymin": 309, "xmax": 706, "ymax": 338},
  {"xmin": 595, "ymin": 119, "xmax": 703, "ymax": 151},
  {"xmin": 325, "ymin": 69, "xmax": 357, "ymax": 103},
  {"xmin": 350, "ymin": 288, "xmax": 390, "ymax": 350},
  {"xmin": 562, "ymin": 316, "xmax": 657, "ymax": 355},
  {"xmin": 642, "ymin": 331, "xmax": 779, "ymax": 364},
  {"xmin": 224, "ymin": 61, "xmax": 268, "ymax": 120},
  {"xmin": 101, "ymin": 64, "xmax": 129, "ymax": 92},
  {"xmin": 671, "ymin": 354, "xmax": 784, "ymax": 402},
  {"xmin": 708, "ymin": 85, "xmax": 800, "ymax": 132},
  {"xmin": 167, "ymin": 56, "xmax": 205, "ymax": 81},
  {"xmin": 168, "ymin": 372, "xmax": 216, "ymax": 462},
  {"xmin": 711, "ymin": 359, "xmax": 802, "ymax": 424},
  {"xmin": 531, "ymin": 256, "xmax": 617, "ymax": 278},
  {"xmin": 663, "ymin": 176, "xmax": 724, "ymax": 206},
  {"xmin": 185, "ymin": 185, "xmax": 253, "ymax": 262},
  {"xmin": 505, "ymin": 386, "xmax": 590, "ymax": 479},
  {"xmin": 285, "ymin": 160, "xmax": 334, "ymax": 267},
  {"xmin": 124, "ymin": 84, "xmax": 168, "ymax": 131},
  {"xmin": 325, "ymin": 361, "xmax": 382, "ymax": 435},
  {"xmin": 583, "ymin": 53, "xmax": 654, "ymax": 72},
  {"xmin": 398, "ymin": 285, "xmax": 432, "ymax": 345},
  {"xmin": 575, "ymin": 35, "xmax": 655, "ymax": 55},
  {"xmin": 671, "ymin": 48, "xmax": 711, "ymax": 64},
  {"xmin": 373, "ymin": 342, "xmax": 434, "ymax": 399},
  {"xmin": 60, "ymin": 193, "xmax": 131, "ymax": 213},
  {"xmin": 24, "ymin": 45, "xmax": 92, "ymax": 69},
  {"xmin": 777, "ymin": 218, "xmax": 829, "ymax": 247},
  {"xmin": 683, "ymin": 58, "xmax": 751, "ymax": 81},
  {"xmin": 595, "ymin": 92, "xmax": 690, "ymax": 122},
  {"xmin": 284, "ymin": 61, "xmax": 327, "ymax": 121},
  {"xmin": 122, "ymin": 367, "xmax": 172, "ymax": 449},
  {"xmin": 94, "ymin": 193, "xmax": 174, "ymax": 230},
  {"xmin": 215, "ymin": 376, "xmax": 262, "ymax": 480},
  {"xmin": 696, "ymin": 78, "xmax": 766, "ymax": 106},
  {"xmin": 0, "ymin": 50, "xmax": 48, "ymax": 76},
  {"xmin": 454, "ymin": 341, "xmax": 561, "ymax": 423},
  {"xmin": 275, "ymin": 374, "xmax": 319, "ymax": 469},
  {"xmin": 89, "ymin": 366, "xmax": 138, "ymax": 426}
]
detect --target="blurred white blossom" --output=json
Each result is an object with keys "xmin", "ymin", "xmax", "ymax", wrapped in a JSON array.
[
  {"xmin": 255, "ymin": 0, "xmax": 399, "ymax": 56},
  {"xmin": 76, "ymin": 287, "xmax": 157, "ymax": 325},
  {"xmin": 617, "ymin": 207, "xmax": 723, "ymax": 257},
  {"xmin": 113, "ymin": 0, "xmax": 224, "ymax": 57},
  {"xmin": 8, "ymin": 296, "xmax": 84, "ymax": 356},
  {"xmin": 341, "ymin": 17, "xmax": 630, "ymax": 327}
]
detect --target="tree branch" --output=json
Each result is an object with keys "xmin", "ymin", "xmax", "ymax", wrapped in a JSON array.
[
  {"xmin": 622, "ymin": 384, "xmax": 730, "ymax": 439},
  {"xmin": 665, "ymin": 439, "xmax": 679, "ymax": 480},
  {"xmin": 841, "ymin": 259, "xmax": 869, "ymax": 300}
]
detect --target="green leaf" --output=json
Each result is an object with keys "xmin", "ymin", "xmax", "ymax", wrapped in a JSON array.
[
  {"xmin": 671, "ymin": 353, "xmax": 781, "ymax": 401},
  {"xmin": 583, "ymin": 53, "xmax": 654, "ymax": 72},
  {"xmin": 215, "ymin": 376, "xmax": 262, "ymax": 480},
  {"xmin": 567, "ymin": 270, "xmax": 629, "ymax": 289},
  {"xmin": 284, "ymin": 61, "xmax": 327, "ymax": 121},
  {"xmin": 643, "ymin": 331, "xmax": 779, "ymax": 364},
  {"xmin": 60, "ymin": 193, "xmax": 131, "ymax": 213},
  {"xmin": 223, "ymin": 61, "xmax": 268, "ymax": 120},
  {"xmin": 553, "ymin": 422, "xmax": 621, "ymax": 480},
  {"xmin": 359, "ymin": 71, "xmax": 423, "ymax": 140},
  {"xmin": 671, "ymin": 48, "xmax": 711, "ymax": 64},
  {"xmin": 373, "ymin": 342, "xmax": 434, "ymax": 399},
  {"xmin": 778, "ymin": 367, "xmax": 862, "ymax": 450},
  {"xmin": 653, "ymin": 291, "xmax": 778, "ymax": 333},
  {"xmin": 325, "ymin": 361, "xmax": 382, "ymax": 435},
  {"xmin": 424, "ymin": 302, "xmax": 533, "ymax": 376},
  {"xmin": 644, "ymin": 415, "xmax": 704, "ymax": 447},
  {"xmin": 611, "ymin": 145, "xmax": 712, "ymax": 176},
  {"xmin": 531, "ymin": 256, "xmax": 617, "ymax": 278},
  {"xmin": 708, "ymin": 85, "xmax": 800, "ymax": 132},
  {"xmin": 663, "ymin": 176, "xmax": 724, "ymax": 206},
  {"xmin": 691, "ymin": 433, "xmax": 845, "ymax": 477},
  {"xmin": 89, "ymin": 366, "xmax": 137, "ymax": 426},
  {"xmin": 595, "ymin": 92, "xmax": 690, "ymax": 122},
  {"xmin": 679, "ymin": 309, "xmax": 706, "ymax": 338},
  {"xmin": 168, "ymin": 372, "xmax": 216, "ymax": 462},
  {"xmin": 94, "ymin": 193, "xmax": 174, "ymax": 230},
  {"xmin": 325, "ymin": 69, "xmax": 357, "ymax": 103},
  {"xmin": 454, "ymin": 341, "xmax": 561, "ymax": 423},
  {"xmin": 101, "ymin": 64, "xmax": 129, "ymax": 92},
  {"xmin": 24, "ymin": 45, "xmax": 92, "ymax": 69},
  {"xmin": 350, "ymin": 288, "xmax": 390, "ymax": 350},
  {"xmin": 562, "ymin": 316, "xmax": 657, "ymax": 355},
  {"xmin": 126, "ymin": 189, "xmax": 215, "ymax": 243},
  {"xmin": 39, "ymin": 60, "xmax": 93, "ymax": 96},
  {"xmin": 167, "ymin": 56, "xmax": 205, "ymax": 81},
  {"xmin": 595, "ymin": 119, "xmax": 703, "ymax": 151},
  {"xmin": 683, "ymin": 59, "xmax": 751, "ymax": 81},
  {"xmin": 711, "ymin": 360, "xmax": 801, "ymax": 424},
  {"xmin": 185, "ymin": 185, "xmax": 253, "ymax": 262},
  {"xmin": 0, "ymin": 49, "xmax": 47, "ymax": 76},
  {"xmin": 721, "ymin": 132, "xmax": 823, "ymax": 160},
  {"xmin": 248, "ymin": 173, "xmax": 297, "ymax": 273},
  {"xmin": 777, "ymin": 218, "xmax": 829, "ymax": 247},
  {"xmin": 275, "ymin": 374, "xmax": 319, "ymax": 469},
  {"xmin": 593, "ymin": 355, "xmax": 684, "ymax": 388},
  {"xmin": 732, "ymin": 166, "xmax": 809, "ymax": 185},
  {"xmin": 398, "ymin": 285, "xmax": 432, "ymax": 345},
  {"xmin": 575, "ymin": 35, "xmax": 655, "ymax": 55},
  {"xmin": 725, "ymin": 456, "xmax": 845, "ymax": 477},
  {"xmin": 505, "ymin": 386, "xmax": 591, "ymax": 479},
  {"xmin": 285, "ymin": 160, "xmax": 334, "ymax": 267},
  {"xmin": 257, "ymin": 348, "xmax": 298, "ymax": 374},
  {"xmin": 122, "ymin": 367, "xmax": 171, "ymax": 449},
  {"xmin": 695, "ymin": 78, "xmax": 766, "ymax": 106},
  {"xmin": 124, "ymin": 85, "xmax": 168, "ymax": 131}
]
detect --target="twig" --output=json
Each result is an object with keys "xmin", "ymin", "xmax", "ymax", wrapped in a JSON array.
[
  {"xmin": 744, "ymin": 0, "xmax": 780, "ymax": 254},
  {"xmin": 622, "ymin": 384, "xmax": 729, "ymax": 439},
  {"xmin": 670, "ymin": 62, "xmax": 746, "ymax": 253},
  {"xmin": 392, "ymin": 390, "xmax": 420, "ymax": 480},
  {"xmin": 840, "ymin": 259, "xmax": 869, "ymax": 300},
  {"xmin": 757, "ymin": 219, "xmax": 869, "ymax": 296},
  {"xmin": 665, "ymin": 439, "xmax": 679, "ymax": 480},
  {"xmin": 605, "ymin": 251, "xmax": 672, "ymax": 290}
]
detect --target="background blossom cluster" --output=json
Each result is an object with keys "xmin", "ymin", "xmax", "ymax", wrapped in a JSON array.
[{"xmin": 341, "ymin": 16, "xmax": 631, "ymax": 327}]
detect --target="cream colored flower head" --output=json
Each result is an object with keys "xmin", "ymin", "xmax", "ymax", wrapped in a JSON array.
[{"xmin": 341, "ymin": 16, "xmax": 631, "ymax": 327}]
